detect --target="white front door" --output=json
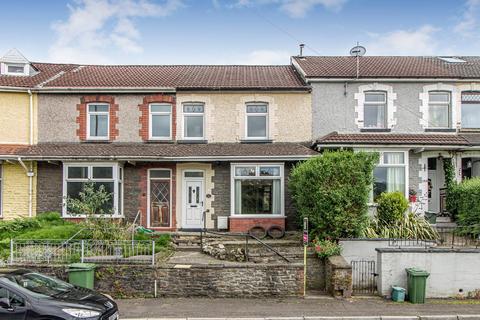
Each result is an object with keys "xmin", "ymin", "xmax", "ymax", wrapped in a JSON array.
[{"xmin": 183, "ymin": 178, "xmax": 204, "ymax": 229}]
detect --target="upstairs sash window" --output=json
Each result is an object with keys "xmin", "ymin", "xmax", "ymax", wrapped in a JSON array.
[
  {"xmin": 87, "ymin": 104, "xmax": 109, "ymax": 139},
  {"xmin": 428, "ymin": 91, "xmax": 451, "ymax": 128},
  {"xmin": 462, "ymin": 92, "xmax": 480, "ymax": 129},
  {"xmin": 246, "ymin": 103, "xmax": 268, "ymax": 139},
  {"xmin": 364, "ymin": 91, "xmax": 387, "ymax": 128}
]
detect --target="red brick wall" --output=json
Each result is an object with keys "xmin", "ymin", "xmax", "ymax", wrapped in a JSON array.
[
  {"xmin": 136, "ymin": 163, "xmax": 177, "ymax": 231},
  {"xmin": 138, "ymin": 94, "xmax": 176, "ymax": 141},
  {"xmin": 229, "ymin": 217, "xmax": 286, "ymax": 233},
  {"xmin": 76, "ymin": 95, "xmax": 119, "ymax": 141}
]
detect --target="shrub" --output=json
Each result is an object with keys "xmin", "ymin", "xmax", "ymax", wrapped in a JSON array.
[
  {"xmin": 362, "ymin": 212, "xmax": 439, "ymax": 240},
  {"xmin": 312, "ymin": 238, "xmax": 342, "ymax": 259},
  {"xmin": 452, "ymin": 178, "xmax": 480, "ymax": 235},
  {"xmin": 67, "ymin": 182, "xmax": 130, "ymax": 240},
  {"xmin": 376, "ymin": 192, "xmax": 409, "ymax": 226},
  {"xmin": 289, "ymin": 151, "xmax": 379, "ymax": 239}
]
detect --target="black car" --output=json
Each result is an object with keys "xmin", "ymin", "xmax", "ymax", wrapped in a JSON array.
[{"xmin": 0, "ymin": 269, "xmax": 118, "ymax": 320}]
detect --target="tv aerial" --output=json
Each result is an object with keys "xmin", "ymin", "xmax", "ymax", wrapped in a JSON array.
[{"xmin": 350, "ymin": 43, "xmax": 366, "ymax": 78}]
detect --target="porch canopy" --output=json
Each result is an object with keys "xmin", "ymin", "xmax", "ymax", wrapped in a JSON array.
[
  {"xmin": 0, "ymin": 142, "xmax": 318, "ymax": 161},
  {"xmin": 313, "ymin": 132, "xmax": 480, "ymax": 150}
]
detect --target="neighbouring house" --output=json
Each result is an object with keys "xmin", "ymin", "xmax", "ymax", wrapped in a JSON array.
[
  {"xmin": 0, "ymin": 49, "xmax": 43, "ymax": 220},
  {"xmin": 292, "ymin": 55, "xmax": 480, "ymax": 215},
  {"xmin": 0, "ymin": 50, "xmax": 315, "ymax": 232}
]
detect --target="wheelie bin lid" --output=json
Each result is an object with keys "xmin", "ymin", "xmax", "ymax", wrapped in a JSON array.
[
  {"xmin": 405, "ymin": 267, "xmax": 429, "ymax": 276},
  {"xmin": 67, "ymin": 263, "xmax": 96, "ymax": 271}
]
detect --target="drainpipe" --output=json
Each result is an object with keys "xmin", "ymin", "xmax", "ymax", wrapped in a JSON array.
[
  {"xmin": 28, "ymin": 89, "xmax": 33, "ymax": 145},
  {"xmin": 18, "ymin": 157, "xmax": 34, "ymax": 217}
]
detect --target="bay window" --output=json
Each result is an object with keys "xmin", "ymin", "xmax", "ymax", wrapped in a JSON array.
[
  {"xmin": 428, "ymin": 91, "xmax": 451, "ymax": 128},
  {"xmin": 149, "ymin": 103, "xmax": 172, "ymax": 140},
  {"xmin": 372, "ymin": 152, "xmax": 407, "ymax": 201},
  {"xmin": 63, "ymin": 163, "xmax": 122, "ymax": 217},
  {"xmin": 461, "ymin": 92, "xmax": 480, "ymax": 129},
  {"xmin": 246, "ymin": 103, "xmax": 268, "ymax": 139},
  {"xmin": 183, "ymin": 103, "xmax": 204, "ymax": 139},
  {"xmin": 87, "ymin": 104, "xmax": 109, "ymax": 140},
  {"xmin": 231, "ymin": 164, "xmax": 283, "ymax": 215},
  {"xmin": 364, "ymin": 91, "xmax": 387, "ymax": 128}
]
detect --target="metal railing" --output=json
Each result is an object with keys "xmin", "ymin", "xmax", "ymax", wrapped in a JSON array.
[
  {"xmin": 387, "ymin": 238, "xmax": 436, "ymax": 248},
  {"xmin": 436, "ymin": 226, "xmax": 480, "ymax": 248},
  {"xmin": 199, "ymin": 211, "xmax": 290, "ymax": 263},
  {"xmin": 9, "ymin": 239, "xmax": 157, "ymax": 265}
]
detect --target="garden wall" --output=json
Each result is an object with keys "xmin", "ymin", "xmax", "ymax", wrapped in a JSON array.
[
  {"xmin": 4, "ymin": 262, "xmax": 304, "ymax": 298},
  {"xmin": 376, "ymin": 248, "xmax": 480, "ymax": 298},
  {"xmin": 339, "ymin": 238, "xmax": 433, "ymax": 264}
]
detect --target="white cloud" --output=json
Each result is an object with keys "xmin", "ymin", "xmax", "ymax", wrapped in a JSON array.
[
  {"xmin": 239, "ymin": 49, "xmax": 290, "ymax": 65},
  {"xmin": 230, "ymin": 0, "xmax": 346, "ymax": 17},
  {"xmin": 454, "ymin": 0, "xmax": 480, "ymax": 35},
  {"xmin": 280, "ymin": 0, "xmax": 346, "ymax": 17},
  {"xmin": 49, "ymin": 0, "xmax": 183, "ymax": 64},
  {"xmin": 366, "ymin": 25, "xmax": 440, "ymax": 56}
]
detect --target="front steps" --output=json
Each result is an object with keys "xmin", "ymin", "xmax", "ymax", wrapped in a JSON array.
[{"xmin": 172, "ymin": 231, "xmax": 305, "ymax": 263}]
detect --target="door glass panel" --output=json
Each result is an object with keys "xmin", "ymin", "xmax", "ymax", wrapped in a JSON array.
[
  {"xmin": 185, "ymin": 172, "xmax": 204, "ymax": 178},
  {"xmin": 150, "ymin": 180, "xmax": 170, "ymax": 227},
  {"xmin": 150, "ymin": 170, "xmax": 170, "ymax": 178},
  {"xmin": 188, "ymin": 186, "xmax": 192, "ymax": 204},
  {"xmin": 196, "ymin": 186, "xmax": 200, "ymax": 204}
]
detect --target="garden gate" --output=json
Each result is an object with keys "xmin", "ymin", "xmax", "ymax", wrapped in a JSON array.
[{"xmin": 351, "ymin": 260, "xmax": 377, "ymax": 295}]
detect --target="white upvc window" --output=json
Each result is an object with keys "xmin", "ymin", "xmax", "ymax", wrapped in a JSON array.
[
  {"xmin": 149, "ymin": 103, "xmax": 172, "ymax": 140},
  {"xmin": 428, "ymin": 91, "xmax": 451, "ymax": 128},
  {"xmin": 231, "ymin": 163, "xmax": 284, "ymax": 216},
  {"xmin": 461, "ymin": 92, "xmax": 480, "ymax": 129},
  {"xmin": 0, "ymin": 165, "xmax": 2, "ymax": 217},
  {"xmin": 245, "ymin": 103, "xmax": 268, "ymax": 139},
  {"xmin": 62, "ymin": 163, "xmax": 123, "ymax": 217},
  {"xmin": 2, "ymin": 63, "xmax": 28, "ymax": 76},
  {"xmin": 364, "ymin": 91, "xmax": 387, "ymax": 128},
  {"xmin": 183, "ymin": 103, "xmax": 204, "ymax": 140},
  {"xmin": 87, "ymin": 104, "xmax": 109, "ymax": 140},
  {"xmin": 372, "ymin": 151, "xmax": 408, "ymax": 202}
]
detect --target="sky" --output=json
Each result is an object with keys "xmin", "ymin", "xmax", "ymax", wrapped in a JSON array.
[{"xmin": 0, "ymin": 0, "xmax": 479, "ymax": 65}]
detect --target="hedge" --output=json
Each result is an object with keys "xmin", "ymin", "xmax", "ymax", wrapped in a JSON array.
[
  {"xmin": 289, "ymin": 150, "xmax": 379, "ymax": 239},
  {"xmin": 452, "ymin": 177, "xmax": 480, "ymax": 235}
]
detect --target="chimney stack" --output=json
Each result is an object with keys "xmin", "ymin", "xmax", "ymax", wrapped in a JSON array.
[{"xmin": 299, "ymin": 44, "xmax": 305, "ymax": 57}]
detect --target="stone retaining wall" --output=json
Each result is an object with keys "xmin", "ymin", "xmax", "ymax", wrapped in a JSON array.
[{"xmin": 5, "ymin": 262, "xmax": 304, "ymax": 298}]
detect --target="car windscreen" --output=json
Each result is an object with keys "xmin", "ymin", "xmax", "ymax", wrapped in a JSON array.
[{"xmin": 4, "ymin": 272, "xmax": 74, "ymax": 298}]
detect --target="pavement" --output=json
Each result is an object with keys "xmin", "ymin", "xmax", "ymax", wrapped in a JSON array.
[{"xmin": 117, "ymin": 296, "xmax": 480, "ymax": 320}]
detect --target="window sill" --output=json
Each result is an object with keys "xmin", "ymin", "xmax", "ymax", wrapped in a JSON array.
[
  {"xmin": 83, "ymin": 139, "xmax": 111, "ymax": 143},
  {"xmin": 229, "ymin": 215, "xmax": 285, "ymax": 218},
  {"xmin": 145, "ymin": 140, "xmax": 174, "ymax": 144},
  {"xmin": 177, "ymin": 140, "xmax": 208, "ymax": 144},
  {"xmin": 240, "ymin": 139, "xmax": 273, "ymax": 144},
  {"xmin": 360, "ymin": 128, "xmax": 391, "ymax": 133},
  {"xmin": 459, "ymin": 128, "xmax": 480, "ymax": 132},
  {"xmin": 425, "ymin": 128, "xmax": 456, "ymax": 132}
]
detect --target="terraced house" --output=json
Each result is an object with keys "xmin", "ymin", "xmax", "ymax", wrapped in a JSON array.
[
  {"xmin": 0, "ymin": 49, "xmax": 40, "ymax": 220},
  {"xmin": 292, "ymin": 55, "xmax": 480, "ymax": 216},
  {"xmin": 0, "ymin": 49, "xmax": 314, "ymax": 233}
]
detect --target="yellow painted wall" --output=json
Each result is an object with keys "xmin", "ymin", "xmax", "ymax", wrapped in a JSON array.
[
  {"xmin": 0, "ymin": 92, "xmax": 37, "ymax": 144},
  {"xmin": 0, "ymin": 162, "xmax": 37, "ymax": 219},
  {"xmin": 175, "ymin": 163, "xmax": 215, "ymax": 229},
  {"xmin": 176, "ymin": 92, "xmax": 312, "ymax": 142}
]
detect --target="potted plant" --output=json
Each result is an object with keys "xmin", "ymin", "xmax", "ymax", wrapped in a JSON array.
[{"xmin": 409, "ymin": 188, "xmax": 417, "ymax": 203}]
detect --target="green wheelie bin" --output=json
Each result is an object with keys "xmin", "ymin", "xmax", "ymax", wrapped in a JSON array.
[
  {"xmin": 406, "ymin": 268, "xmax": 429, "ymax": 304},
  {"xmin": 67, "ymin": 263, "xmax": 96, "ymax": 289}
]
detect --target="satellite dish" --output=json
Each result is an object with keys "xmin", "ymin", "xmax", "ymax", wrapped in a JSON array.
[{"xmin": 350, "ymin": 45, "xmax": 366, "ymax": 57}]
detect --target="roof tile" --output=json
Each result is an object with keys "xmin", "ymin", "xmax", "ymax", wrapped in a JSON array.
[{"xmin": 293, "ymin": 56, "xmax": 480, "ymax": 79}]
